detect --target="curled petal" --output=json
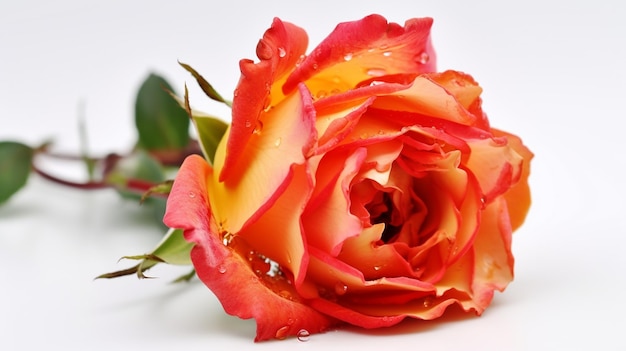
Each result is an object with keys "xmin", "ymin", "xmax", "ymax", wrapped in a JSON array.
[
  {"xmin": 284, "ymin": 14, "xmax": 435, "ymax": 96},
  {"xmin": 164, "ymin": 155, "xmax": 336, "ymax": 341},
  {"xmin": 211, "ymin": 84, "xmax": 317, "ymax": 234},
  {"xmin": 470, "ymin": 197, "xmax": 516, "ymax": 310},
  {"xmin": 371, "ymin": 75, "xmax": 477, "ymax": 125},
  {"xmin": 492, "ymin": 129, "xmax": 533, "ymax": 231},
  {"xmin": 338, "ymin": 224, "xmax": 416, "ymax": 280},
  {"xmin": 236, "ymin": 163, "xmax": 312, "ymax": 287},
  {"xmin": 465, "ymin": 137, "xmax": 524, "ymax": 204},
  {"xmin": 303, "ymin": 148, "xmax": 367, "ymax": 256},
  {"xmin": 222, "ymin": 18, "xmax": 309, "ymax": 181}
]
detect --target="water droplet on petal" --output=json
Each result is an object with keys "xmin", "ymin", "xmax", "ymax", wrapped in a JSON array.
[
  {"xmin": 278, "ymin": 47, "xmax": 286, "ymax": 58},
  {"xmin": 297, "ymin": 329, "xmax": 310, "ymax": 342},
  {"xmin": 279, "ymin": 290, "xmax": 292, "ymax": 300},
  {"xmin": 423, "ymin": 296, "xmax": 433, "ymax": 308},
  {"xmin": 334, "ymin": 282, "xmax": 348, "ymax": 296},
  {"xmin": 274, "ymin": 138, "xmax": 282, "ymax": 147},
  {"xmin": 275, "ymin": 326, "xmax": 290, "ymax": 340},
  {"xmin": 366, "ymin": 68, "xmax": 387, "ymax": 77},
  {"xmin": 416, "ymin": 51, "xmax": 430, "ymax": 65},
  {"xmin": 312, "ymin": 63, "xmax": 319, "ymax": 70},
  {"xmin": 253, "ymin": 120, "xmax": 264, "ymax": 135},
  {"xmin": 246, "ymin": 250, "xmax": 256, "ymax": 262},
  {"xmin": 382, "ymin": 51, "xmax": 392, "ymax": 57},
  {"xmin": 245, "ymin": 120, "xmax": 252, "ymax": 128},
  {"xmin": 373, "ymin": 265, "xmax": 382, "ymax": 271},
  {"xmin": 188, "ymin": 191, "xmax": 196, "ymax": 198},
  {"xmin": 262, "ymin": 96, "xmax": 272, "ymax": 113},
  {"xmin": 222, "ymin": 232, "xmax": 234, "ymax": 246},
  {"xmin": 296, "ymin": 54, "xmax": 306, "ymax": 66},
  {"xmin": 218, "ymin": 265, "xmax": 227, "ymax": 274},
  {"xmin": 343, "ymin": 53, "xmax": 353, "ymax": 61}
]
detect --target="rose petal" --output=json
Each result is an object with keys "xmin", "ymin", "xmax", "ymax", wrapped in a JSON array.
[
  {"xmin": 284, "ymin": 15, "xmax": 435, "ymax": 96},
  {"xmin": 221, "ymin": 18, "xmax": 309, "ymax": 181},
  {"xmin": 465, "ymin": 136, "xmax": 525, "ymax": 204},
  {"xmin": 371, "ymin": 75, "xmax": 477, "ymax": 125},
  {"xmin": 164, "ymin": 155, "xmax": 336, "ymax": 341},
  {"xmin": 210, "ymin": 84, "xmax": 316, "ymax": 234},
  {"xmin": 429, "ymin": 71, "xmax": 483, "ymax": 110},
  {"xmin": 470, "ymin": 197, "xmax": 515, "ymax": 310},
  {"xmin": 338, "ymin": 223, "xmax": 416, "ymax": 280},
  {"xmin": 235, "ymin": 163, "xmax": 312, "ymax": 287},
  {"xmin": 302, "ymin": 147, "xmax": 366, "ymax": 256},
  {"xmin": 428, "ymin": 70, "xmax": 490, "ymax": 130},
  {"xmin": 492, "ymin": 129, "xmax": 534, "ymax": 231},
  {"xmin": 314, "ymin": 96, "xmax": 375, "ymax": 154},
  {"xmin": 301, "ymin": 247, "xmax": 441, "ymax": 327}
]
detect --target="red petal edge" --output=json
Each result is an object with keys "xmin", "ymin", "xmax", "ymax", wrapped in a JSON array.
[
  {"xmin": 164, "ymin": 155, "xmax": 337, "ymax": 341},
  {"xmin": 221, "ymin": 18, "xmax": 309, "ymax": 182}
]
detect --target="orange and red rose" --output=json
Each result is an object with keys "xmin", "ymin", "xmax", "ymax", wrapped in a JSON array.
[{"xmin": 164, "ymin": 14, "xmax": 532, "ymax": 341}]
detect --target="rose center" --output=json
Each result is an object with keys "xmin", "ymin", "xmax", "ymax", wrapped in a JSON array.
[{"xmin": 366, "ymin": 192, "xmax": 402, "ymax": 243}]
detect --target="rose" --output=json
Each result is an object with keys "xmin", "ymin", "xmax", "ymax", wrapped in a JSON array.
[{"xmin": 164, "ymin": 14, "xmax": 532, "ymax": 341}]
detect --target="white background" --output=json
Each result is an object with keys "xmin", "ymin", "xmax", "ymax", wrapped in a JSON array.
[{"xmin": 1, "ymin": 0, "xmax": 625, "ymax": 350}]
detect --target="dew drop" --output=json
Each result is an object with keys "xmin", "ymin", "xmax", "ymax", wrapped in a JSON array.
[
  {"xmin": 297, "ymin": 329, "xmax": 310, "ymax": 342},
  {"xmin": 275, "ymin": 326, "xmax": 290, "ymax": 340},
  {"xmin": 369, "ymin": 80, "xmax": 385, "ymax": 86},
  {"xmin": 416, "ymin": 51, "xmax": 430, "ymax": 65},
  {"xmin": 366, "ymin": 68, "xmax": 387, "ymax": 77},
  {"xmin": 218, "ymin": 265, "xmax": 227, "ymax": 274},
  {"xmin": 274, "ymin": 138, "xmax": 282, "ymax": 147},
  {"xmin": 253, "ymin": 120, "xmax": 264, "ymax": 135},
  {"xmin": 262, "ymin": 96, "xmax": 272, "ymax": 113},
  {"xmin": 343, "ymin": 53, "xmax": 353, "ymax": 61},
  {"xmin": 222, "ymin": 232, "xmax": 234, "ymax": 246},
  {"xmin": 279, "ymin": 290, "xmax": 292, "ymax": 300},
  {"xmin": 316, "ymin": 90, "xmax": 328, "ymax": 99},
  {"xmin": 334, "ymin": 282, "xmax": 348, "ymax": 296},
  {"xmin": 312, "ymin": 63, "xmax": 319, "ymax": 70},
  {"xmin": 246, "ymin": 250, "xmax": 256, "ymax": 262},
  {"xmin": 382, "ymin": 51, "xmax": 392, "ymax": 57},
  {"xmin": 373, "ymin": 265, "xmax": 382, "ymax": 271},
  {"xmin": 296, "ymin": 54, "xmax": 306, "ymax": 66},
  {"xmin": 188, "ymin": 191, "xmax": 196, "ymax": 198},
  {"xmin": 423, "ymin": 296, "xmax": 433, "ymax": 308},
  {"xmin": 278, "ymin": 47, "xmax": 286, "ymax": 58},
  {"xmin": 244, "ymin": 120, "xmax": 252, "ymax": 128}
]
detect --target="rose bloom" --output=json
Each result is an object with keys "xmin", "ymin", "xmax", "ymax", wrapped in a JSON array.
[{"xmin": 164, "ymin": 14, "xmax": 532, "ymax": 341}]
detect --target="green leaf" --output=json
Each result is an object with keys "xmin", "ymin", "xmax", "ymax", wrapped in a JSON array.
[
  {"xmin": 0, "ymin": 141, "xmax": 33, "ymax": 204},
  {"xmin": 151, "ymin": 228, "xmax": 193, "ymax": 265},
  {"xmin": 135, "ymin": 73, "xmax": 190, "ymax": 150},
  {"xmin": 179, "ymin": 61, "xmax": 232, "ymax": 107},
  {"xmin": 96, "ymin": 228, "xmax": 193, "ymax": 280},
  {"xmin": 192, "ymin": 114, "xmax": 228, "ymax": 164}
]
